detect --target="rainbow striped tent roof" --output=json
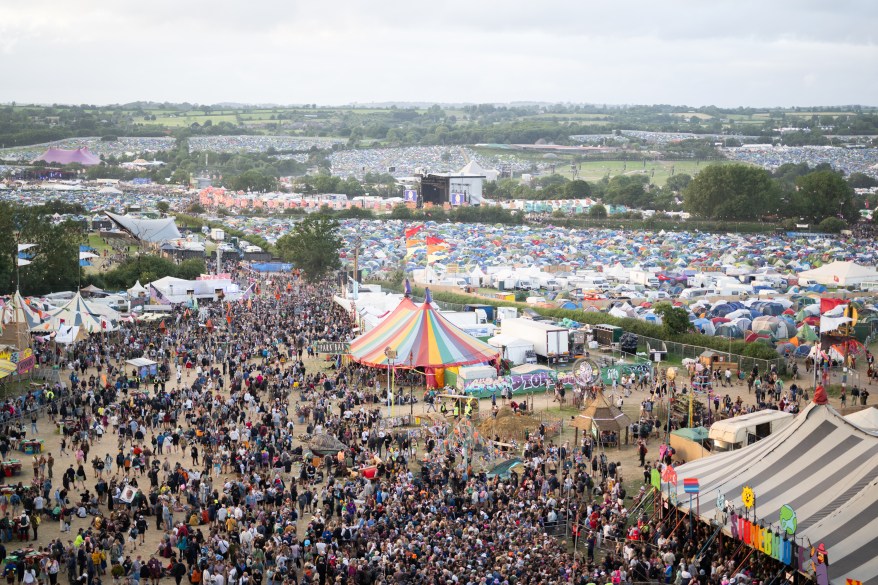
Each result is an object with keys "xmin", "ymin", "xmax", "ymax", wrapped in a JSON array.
[{"xmin": 350, "ymin": 293, "xmax": 499, "ymax": 368}]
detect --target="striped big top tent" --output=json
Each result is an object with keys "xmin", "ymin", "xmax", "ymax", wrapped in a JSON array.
[
  {"xmin": 349, "ymin": 289, "xmax": 499, "ymax": 369},
  {"xmin": 669, "ymin": 397, "xmax": 878, "ymax": 585}
]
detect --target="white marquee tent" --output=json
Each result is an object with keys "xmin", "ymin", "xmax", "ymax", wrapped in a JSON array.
[{"xmin": 797, "ymin": 261, "xmax": 878, "ymax": 287}]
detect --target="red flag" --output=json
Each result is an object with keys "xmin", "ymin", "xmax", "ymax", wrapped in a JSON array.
[
  {"xmin": 159, "ymin": 320, "xmax": 166, "ymax": 330},
  {"xmin": 404, "ymin": 224, "xmax": 424, "ymax": 239},
  {"xmin": 820, "ymin": 298, "xmax": 845, "ymax": 314},
  {"xmin": 425, "ymin": 235, "xmax": 446, "ymax": 246},
  {"xmin": 206, "ymin": 319, "xmax": 214, "ymax": 330},
  {"xmin": 226, "ymin": 315, "xmax": 232, "ymax": 324}
]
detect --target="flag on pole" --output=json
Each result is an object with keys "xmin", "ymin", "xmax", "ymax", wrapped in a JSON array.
[
  {"xmin": 17, "ymin": 258, "xmax": 32, "ymax": 266},
  {"xmin": 17, "ymin": 244, "xmax": 36, "ymax": 253},
  {"xmin": 159, "ymin": 319, "xmax": 166, "ymax": 330}
]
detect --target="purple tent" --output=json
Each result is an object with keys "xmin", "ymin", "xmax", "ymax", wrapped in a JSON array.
[{"xmin": 34, "ymin": 147, "xmax": 101, "ymax": 166}]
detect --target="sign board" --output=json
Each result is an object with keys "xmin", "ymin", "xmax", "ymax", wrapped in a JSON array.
[
  {"xmin": 119, "ymin": 485, "xmax": 138, "ymax": 503},
  {"xmin": 683, "ymin": 478, "xmax": 700, "ymax": 494},
  {"xmin": 600, "ymin": 362, "xmax": 651, "ymax": 385},
  {"xmin": 0, "ymin": 348, "xmax": 36, "ymax": 376},
  {"xmin": 314, "ymin": 342, "xmax": 350, "ymax": 354},
  {"xmin": 464, "ymin": 371, "xmax": 572, "ymax": 399},
  {"xmin": 779, "ymin": 504, "xmax": 797, "ymax": 535},
  {"xmin": 15, "ymin": 348, "xmax": 35, "ymax": 375},
  {"xmin": 450, "ymin": 193, "xmax": 464, "ymax": 206},
  {"xmin": 650, "ymin": 468, "xmax": 661, "ymax": 490},
  {"xmin": 404, "ymin": 189, "xmax": 418, "ymax": 202}
]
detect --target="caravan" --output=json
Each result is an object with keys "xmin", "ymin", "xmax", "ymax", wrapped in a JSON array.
[{"xmin": 708, "ymin": 410, "xmax": 794, "ymax": 452}]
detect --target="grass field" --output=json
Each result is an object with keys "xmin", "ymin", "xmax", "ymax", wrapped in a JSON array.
[{"xmin": 556, "ymin": 159, "xmax": 743, "ymax": 186}]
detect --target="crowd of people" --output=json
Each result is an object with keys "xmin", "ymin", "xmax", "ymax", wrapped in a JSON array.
[{"xmin": 0, "ymin": 267, "xmax": 836, "ymax": 585}]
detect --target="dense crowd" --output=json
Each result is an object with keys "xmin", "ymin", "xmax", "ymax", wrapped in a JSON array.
[{"xmin": 0, "ymin": 269, "xmax": 834, "ymax": 585}]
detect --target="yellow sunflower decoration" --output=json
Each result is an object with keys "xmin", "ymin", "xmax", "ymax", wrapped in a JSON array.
[{"xmin": 742, "ymin": 486, "xmax": 755, "ymax": 509}]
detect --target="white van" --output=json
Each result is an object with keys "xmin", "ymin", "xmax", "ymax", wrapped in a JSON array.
[
  {"xmin": 440, "ymin": 278, "xmax": 468, "ymax": 290},
  {"xmin": 708, "ymin": 410, "xmax": 794, "ymax": 452},
  {"xmin": 679, "ymin": 288, "xmax": 711, "ymax": 300}
]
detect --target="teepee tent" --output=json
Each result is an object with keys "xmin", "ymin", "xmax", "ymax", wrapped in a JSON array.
[
  {"xmin": 43, "ymin": 293, "xmax": 118, "ymax": 333},
  {"xmin": 0, "ymin": 291, "xmax": 42, "ymax": 349},
  {"xmin": 571, "ymin": 391, "xmax": 632, "ymax": 447},
  {"xmin": 127, "ymin": 280, "xmax": 148, "ymax": 298}
]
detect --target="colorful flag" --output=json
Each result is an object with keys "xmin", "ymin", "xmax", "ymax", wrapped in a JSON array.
[
  {"xmin": 820, "ymin": 298, "xmax": 846, "ymax": 314},
  {"xmin": 426, "ymin": 235, "xmax": 451, "ymax": 263},
  {"xmin": 404, "ymin": 224, "xmax": 424, "ymax": 239}
]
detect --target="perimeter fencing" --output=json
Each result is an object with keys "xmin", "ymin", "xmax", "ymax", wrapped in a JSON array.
[{"xmin": 635, "ymin": 334, "xmax": 788, "ymax": 377}]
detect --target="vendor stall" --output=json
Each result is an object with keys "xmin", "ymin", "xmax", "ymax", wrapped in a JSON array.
[{"xmin": 19, "ymin": 440, "xmax": 43, "ymax": 454}]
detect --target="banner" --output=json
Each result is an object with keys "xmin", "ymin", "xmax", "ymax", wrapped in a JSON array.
[
  {"xmin": 16, "ymin": 348, "xmax": 35, "ymax": 374},
  {"xmin": 464, "ymin": 371, "xmax": 559, "ymax": 398},
  {"xmin": 404, "ymin": 190, "xmax": 418, "ymax": 203},
  {"xmin": 600, "ymin": 362, "xmax": 651, "ymax": 384},
  {"xmin": 149, "ymin": 284, "xmax": 172, "ymax": 306}
]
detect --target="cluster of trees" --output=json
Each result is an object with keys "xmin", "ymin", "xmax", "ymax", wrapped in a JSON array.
[
  {"xmin": 85, "ymin": 255, "xmax": 205, "ymax": 290},
  {"xmin": 683, "ymin": 163, "xmax": 859, "ymax": 224},
  {"xmin": 294, "ymin": 172, "xmax": 400, "ymax": 198},
  {"xmin": 275, "ymin": 215, "xmax": 342, "ymax": 283},
  {"xmin": 484, "ymin": 172, "xmax": 689, "ymax": 211},
  {"xmin": 0, "ymin": 202, "xmax": 84, "ymax": 296}
]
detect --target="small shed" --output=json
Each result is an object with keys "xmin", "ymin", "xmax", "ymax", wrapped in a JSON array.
[{"xmin": 698, "ymin": 350, "xmax": 736, "ymax": 374}]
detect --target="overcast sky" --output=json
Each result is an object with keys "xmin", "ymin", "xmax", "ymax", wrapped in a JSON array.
[{"xmin": 1, "ymin": 0, "xmax": 876, "ymax": 107}]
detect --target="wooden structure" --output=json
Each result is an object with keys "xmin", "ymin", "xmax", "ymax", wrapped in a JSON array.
[{"xmin": 571, "ymin": 391, "xmax": 632, "ymax": 448}]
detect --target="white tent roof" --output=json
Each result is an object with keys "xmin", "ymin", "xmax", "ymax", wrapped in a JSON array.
[
  {"xmin": 126, "ymin": 357, "xmax": 157, "ymax": 368},
  {"xmin": 127, "ymin": 280, "xmax": 147, "ymax": 297},
  {"xmin": 798, "ymin": 261, "xmax": 878, "ymax": 287},
  {"xmin": 105, "ymin": 211, "xmax": 181, "ymax": 243},
  {"xmin": 487, "ymin": 334, "xmax": 534, "ymax": 349},
  {"xmin": 671, "ymin": 401, "xmax": 878, "ymax": 585},
  {"xmin": 844, "ymin": 407, "xmax": 878, "ymax": 433}
]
